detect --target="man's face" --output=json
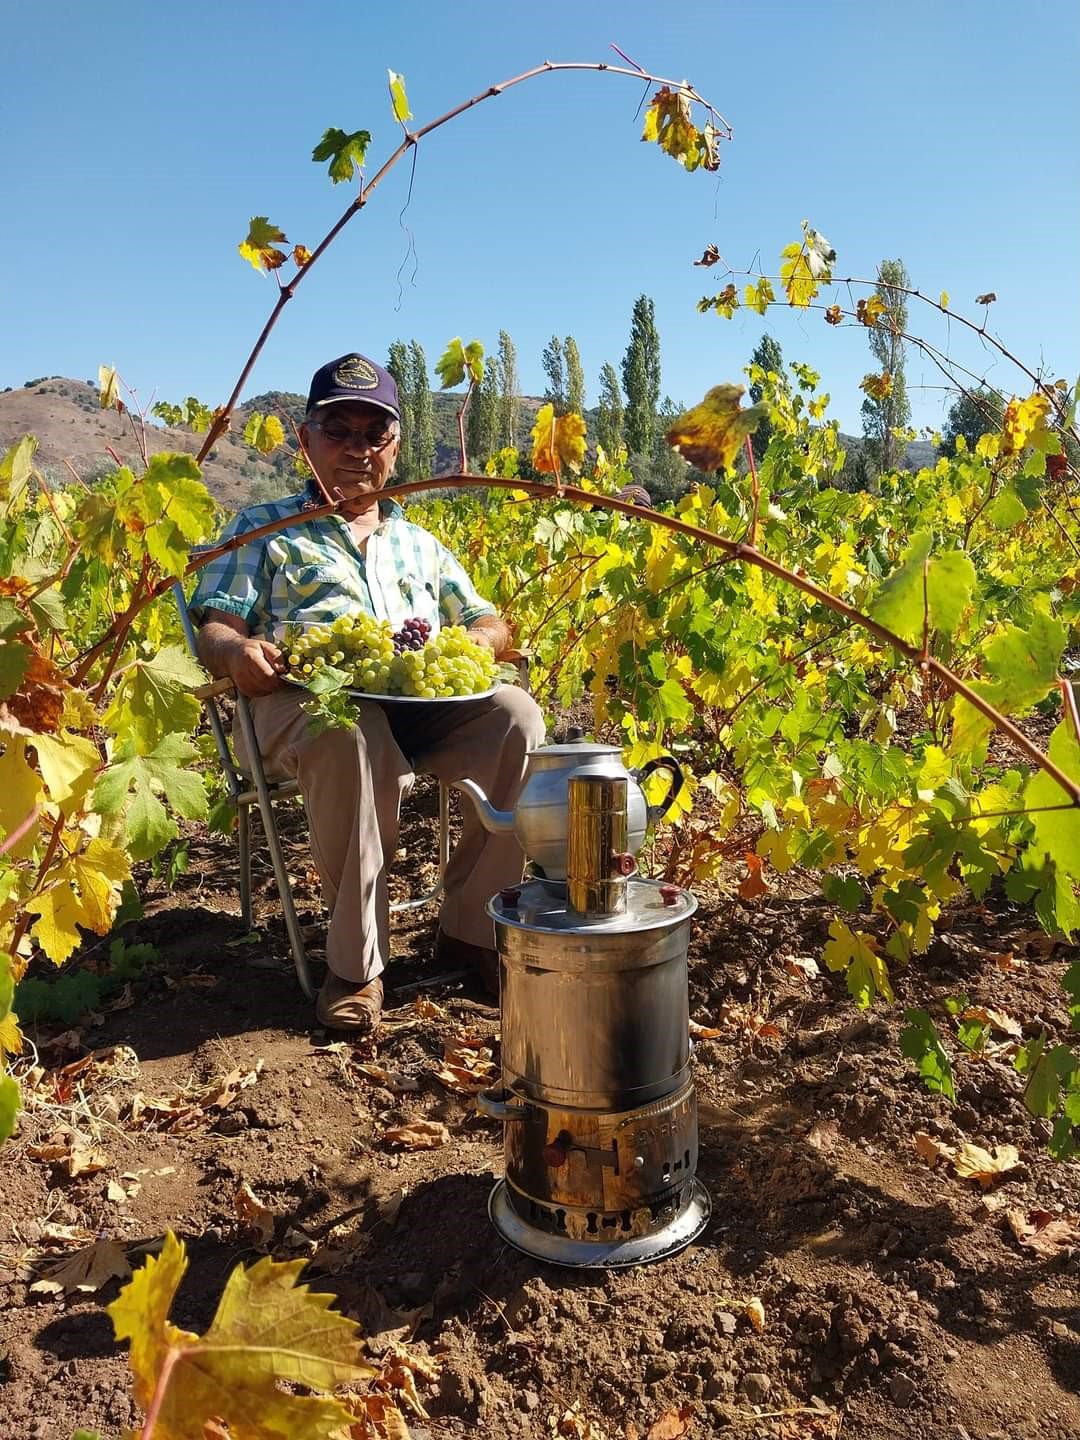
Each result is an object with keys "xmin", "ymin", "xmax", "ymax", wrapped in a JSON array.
[{"xmin": 300, "ymin": 401, "xmax": 401, "ymax": 518}]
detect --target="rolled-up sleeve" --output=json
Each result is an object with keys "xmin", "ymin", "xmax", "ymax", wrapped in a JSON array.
[{"xmin": 437, "ymin": 543, "xmax": 496, "ymax": 628}]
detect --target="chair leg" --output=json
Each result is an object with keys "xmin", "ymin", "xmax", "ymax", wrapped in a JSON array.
[
  {"xmin": 237, "ymin": 802, "xmax": 253, "ymax": 931},
  {"xmin": 390, "ymin": 779, "xmax": 451, "ymax": 913},
  {"xmin": 233, "ymin": 695, "xmax": 315, "ymax": 1001}
]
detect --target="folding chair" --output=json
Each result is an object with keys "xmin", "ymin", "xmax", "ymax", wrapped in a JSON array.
[{"xmin": 173, "ymin": 584, "xmax": 451, "ymax": 1000}]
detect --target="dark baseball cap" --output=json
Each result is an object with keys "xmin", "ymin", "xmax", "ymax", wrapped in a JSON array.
[{"xmin": 305, "ymin": 352, "xmax": 400, "ymax": 420}]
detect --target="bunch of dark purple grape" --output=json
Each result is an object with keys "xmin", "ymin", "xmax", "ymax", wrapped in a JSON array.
[{"xmin": 392, "ymin": 616, "xmax": 432, "ymax": 653}]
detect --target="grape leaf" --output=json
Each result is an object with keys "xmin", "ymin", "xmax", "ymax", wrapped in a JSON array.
[
  {"xmin": 102, "ymin": 645, "xmax": 205, "ymax": 754},
  {"xmin": 1023, "ymin": 719, "xmax": 1080, "ymax": 892},
  {"xmin": 869, "ymin": 531, "xmax": 977, "ymax": 644},
  {"xmin": 72, "ymin": 838, "xmax": 131, "ymax": 932},
  {"xmin": 743, "ymin": 277, "xmax": 775, "ymax": 316},
  {"xmin": 33, "ymin": 730, "xmax": 100, "ymax": 809},
  {"xmin": 900, "ymin": 1008, "xmax": 956, "ymax": 1101},
  {"xmin": 388, "ymin": 69, "xmax": 412, "ymax": 123},
  {"xmin": 435, "ymin": 338, "xmax": 484, "ymax": 389},
  {"xmin": 951, "ymin": 613, "xmax": 1067, "ymax": 756},
  {"xmin": 641, "ymin": 87, "xmax": 718, "ymax": 172},
  {"xmin": 238, "ymin": 217, "xmax": 289, "ymax": 272},
  {"xmin": 530, "ymin": 405, "xmax": 587, "ymax": 477},
  {"xmin": 0, "ymin": 641, "xmax": 30, "ymax": 700},
  {"xmin": 823, "ymin": 917, "xmax": 894, "ymax": 1008},
  {"xmin": 0, "ymin": 435, "xmax": 37, "ymax": 501},
  {"xmin": 0, "ymin": 739, "xmax": 43, "ymax": 859},
  {"xmin": 988, "ymin": 483, "xmax": 1028, "ymax": 530},
  {"xmin": 244, "ymin": 413, "xmax": 286, "ymax": 456},
  {"xmin": 98, "ymin": 364, "xmax": 121, "ymax": 412},
  {"xmin": 780, "ymin": 223, "xmax": 835, "ymax": 307},
  {"xmin": 28, "ymin": 878, "xmax": 86, "ymax": 964},
  {"xmin": 1065, "ymin": 962, "xmax": 1080, "ymax": 1029},
  {"xmin": 0, "ymin": 953, "xmax": 19, "ymax": 1139},
  {"xmin": 107, "ymin": 1231, "xmax": 371, "ymax": 1439},
  {"xmin": 665, "ymin": 385, "xmax": 767, "ymax": 473},
  {"xmin": 311, "ymin": 127, "xmax": 371, "ymax": 184},
  {"xmin": 860, "ymin": 371, "xmax": 894, "ymax": 401},
  {"xmin": 0, "ymin": 1073, "xmax": 17, "ymax": 1144},
  {"xmin": 95, "ymin": 734, "xmax": 207, "ymax": 862}
]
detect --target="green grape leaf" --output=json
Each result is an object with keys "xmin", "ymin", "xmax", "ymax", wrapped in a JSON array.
[
  {"xmin": 988, "ymin": 483, "xmax": 1027, "ymax": 530},
  {"xmin": 244, "ymin": 413, "xmax": 286, "ymax": 455},
  {"xmin": 312, "ymin": 126, "xmax": 371, "ymax": 184},
  {"xmin": 823, "ymin": 917, "xmax": 894, "ymax": 1008},
  {"xmin": 0, "ymin": 435, "xmax": 37, "ymax": 501},
  {"xmin": 951, "ymin": 613, "xmax": 1067, "ymax": 756},
  {"xmin": 388, "ymin": 69, "xmax": 412, "ymax": 123},
  {"xmin": 436, "ymin": 338, "xmax": 484, "ymax": 389},
  {"xmin": 1023, "ymin": 718, "xmax": 1080, "ymax": 883},
  {"xmin": 870, "ymin": 531, "xmax": 976, "ymax": 644},
  {"xmin": 102, "ymin": 646, "xmax": 205, "ymax": 755},
  {"xmin": 28, "ymin": 586, "xmax": 67, "ymax": 634},
  {"xmin": 1064, "ymin": 962, "xmax": 1080, "ymax": 1029},
  {"xmin": 0, "ymin": 641, "xmax": 30, "ymax": 700},
  {"xmin": 238, "ymin": 217, "xmax": 289, "ymax": 272},
  {"xmin": 821, "ymin": 873, "xmax": 865, "ymax": 911},
  {"xmin": 95, "ymin": 735, "xmax": 207, "ymax": 862},
  {"xmin": 0, "ymin": 1073, "xmax": 18, "ymax": 1144},
  {"xmin": 900, "ymin": 1009, "xmax": 956, "ymax": 1102},
  {"xmin": 665, "ymin": 385, "xmax": 768, "ymax": 473}
]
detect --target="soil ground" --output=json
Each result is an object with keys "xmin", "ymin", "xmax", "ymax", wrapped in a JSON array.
[{"xmin": 1, "ymin": 781, "xmax": 1079, "ymax": 1440}]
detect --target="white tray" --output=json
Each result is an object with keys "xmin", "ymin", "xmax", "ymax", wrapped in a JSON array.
[{"xmin": 285, "ymin": 676, "xmax": 500, "ymax": 705}]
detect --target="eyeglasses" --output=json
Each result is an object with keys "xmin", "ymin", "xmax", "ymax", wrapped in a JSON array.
[{"xmin": 309, "ymin": 418, "xmax": 397, "ymax": 450}]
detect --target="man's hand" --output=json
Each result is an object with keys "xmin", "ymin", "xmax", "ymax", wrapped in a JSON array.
[
  {"xmin": 226, "ymin": 636, "xmax": 287, "ymax": 696},
  {"xmin": 197, "ymin": 611, "xmax": 286, "ymax": 697},
  {"xmin": 467, "ymin": 615, "xmax": 511, "ymax": 657}
]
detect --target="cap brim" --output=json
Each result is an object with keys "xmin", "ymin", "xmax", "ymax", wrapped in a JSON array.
[{"xmin": 309, "ymin": 395, "xmax": 400, "ymax": 421}]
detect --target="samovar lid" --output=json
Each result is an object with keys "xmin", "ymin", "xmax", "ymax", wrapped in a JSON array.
[
  {"xmin": 526, "ymin": 741, "xmax": 621, "ymax": 758},
  {"xmin": 488, "ymin": 876, "xmax": 696, "ymax": 933}
]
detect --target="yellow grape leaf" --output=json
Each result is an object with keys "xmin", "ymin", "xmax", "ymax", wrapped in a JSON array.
[
  {"xmin": 72, "ymin": 838, "xmax": 130, "ymax": 933},
  {"xmin": 32, "ymin": 730, "xmax": 100, "ymax": 810},
  {"xmin": 940, "ymin": 290, "xmax": 950, "ymax": 309},
  {"xmin": 98, "ymin": 364, "xmax": 121, "ymax": 412},
  {"xmin": 665, "ymin": 385, "xmax": 768, "ymax": 473},
  {"xmin": 742, "ymin": 276, "xmax": 775, "ymax": 315},
  {"xmin": 388, "ymin": 69, "xmax": 412, "ymax": 123},
  {"xmin": 641, "ymin": 86, "xmax": 718, "ymax": 172},
  {"xmin": 757, "ymin": 828, "xmax": 795, "ymax": 874},
  {"xmin": 530, "ymin": 404, "xmax": 587, "ymax": 476},
  {"xmin": 244, "ymin": 413, "xmax": 286, "ymax": 455},
  {"xmin": 822, "ymin": 917, "xmax": 894, "ymax": 1008},
  {"xmin": 856, "ymin": 295, "xmax": 887, "ymax": 327},
  {"xmin": 1000, "ymin": 392, "xmax": 1052, "ymax": 456},
  {"xmin": 779, "ymin": 222, "xmax": 835, "ymax": 306},
  {"xmin": 0, "ymin": 739, "xmax": 43, "ymax": 859},
  {"xmin": 292, "ymin": 244, "xmax": 312, "ymax": 267},
  {"xmin": 28, "ymin": 878, "xmax": 87, "ymax": 965},
  {"xmin": 953, "ymin": 1142, "xmax": 1021, "ymax": 1188},
  {"xmin": 860, "ymin": 371, "xmax": 894, "ymax": 401},
  {"xmin": 108, "ymin": 1231, "xmax": 371, "ymax": 1439},
  {"xmin": 238, "ymin": 216, "xmax": 289, "ymax": 272}
]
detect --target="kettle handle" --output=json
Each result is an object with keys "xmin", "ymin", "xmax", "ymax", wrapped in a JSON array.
[{"xmin": 634, "ymin": 756, "xmax": 685, "ymax": 826}]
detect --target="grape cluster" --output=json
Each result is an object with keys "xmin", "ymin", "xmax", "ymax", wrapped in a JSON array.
[
  {"xmin": 393, "ymin": 616, "xmax": 431, "ymax": 652},
  {"xmin": 283, "ymin": 614, "xmax": 499, "ymax": 699}
]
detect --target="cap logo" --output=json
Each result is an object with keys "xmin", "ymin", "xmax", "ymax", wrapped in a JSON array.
[{"xmin": 333, "ymin": 355, "xmax": 379, "ymax": 391}]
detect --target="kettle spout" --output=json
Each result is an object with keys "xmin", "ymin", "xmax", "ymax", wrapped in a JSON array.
[{"xmin": 452, "ymin": 779, "xmax": 515, "ymax": 835}]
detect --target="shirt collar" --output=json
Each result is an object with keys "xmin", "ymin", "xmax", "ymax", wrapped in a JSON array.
[{"xmin": 302, "ymin": 482, "xmax": 403, "ymax": 522}]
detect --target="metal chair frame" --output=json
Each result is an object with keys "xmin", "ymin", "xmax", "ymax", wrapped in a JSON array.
[{"xmin": 174, "ymin": 584, "xmax": 451, "ymax": 999}]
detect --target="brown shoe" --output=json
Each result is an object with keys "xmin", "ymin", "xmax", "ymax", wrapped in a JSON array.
[
  {"xmin": 434, "ymin": 929, "xmax": 499, "ymax": 998},
  {"xmin": 316, "ymin": 972, "xmax": 384, "ymax": 1031}
]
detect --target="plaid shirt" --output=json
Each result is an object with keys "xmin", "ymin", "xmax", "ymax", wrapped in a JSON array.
[{"xmin": 189, "ymin": 490, "xmax": 496, "ymax": 640}]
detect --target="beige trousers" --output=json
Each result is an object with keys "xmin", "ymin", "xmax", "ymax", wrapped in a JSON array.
[{"xmin": 239, "ymin": 686, "xmax": 546, "ymax": 983}]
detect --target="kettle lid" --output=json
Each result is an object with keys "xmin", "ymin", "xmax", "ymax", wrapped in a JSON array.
[{"xmin": 527, "ymin": 741, "xmax": 621, "ymax": 758}]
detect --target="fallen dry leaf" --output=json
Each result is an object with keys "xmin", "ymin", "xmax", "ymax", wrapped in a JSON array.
[
  {"xmin": 201, "ymin": 1059, "xmax": 264, "ymax": 1109},
  {"xmin": 744, "ymin": 1296, "xmax": 766, "ymax": 1332},
  {"xmin": 1005, "ymin": 1207, "xmax": 1080, "ymax": 1257},
  {"xmin": 356, "ymin": 1062, "xmax": 421, "ymax": 1094},
  {"xmin": 341, "ymin": 1389, "xmax": 412, "ymax": 1439},
  {"xmin": 29, "ymin": 1238, "xmax": 130, "ymax": 1295},
  {"xmin": 647, "ymin": 1405, "xmax": 694, "ymax": 1439},
  {"xmin": 738, "ymin": 851, "xmax": 768, "ymax": 901},
  {"xmin": 991, "ymin": 950, "xmax": 1025, "ymax": 973},
  {"xmin": 960, "ymin": 1005, "xmax": 1022, "ymax": 1038},
  {"xmin": 234, "ymin": 1181, "xmax": 276, "ymax": 1247},
  {"xmin": 411, "ymin": 996, "xmax": 449, "ymax": 1022},
  {"xmin": 105, "ymin": 1179, "xmax": 129, "ymax": 1204},
  {"xmin": 382, "ymin": 1120, "xmax": 451, "ymax": 1151},
  {"xmin": 953, "ymin": 1141, "xmax": 1021, "ymax": 1188},
  {"xmin": 689, "ymin": 1019, "xmax": 723, "ymax": 1040},
  {"xmin": 913, "ymin": 1132, "xmax": 956, "ymax": 1169},
  {"xmin": 784, "ymin": 955, "xmax": 820, "ymax": 980}
]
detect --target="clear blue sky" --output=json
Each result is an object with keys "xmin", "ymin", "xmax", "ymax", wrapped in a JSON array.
[{"xmin": 4, "ymin": 2, "xmax": 1077, "ymax": 435}]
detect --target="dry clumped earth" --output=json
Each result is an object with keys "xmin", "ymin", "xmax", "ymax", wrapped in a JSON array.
[{"xmin": 1, "ymin": 785, "xmax": 1079, "ymax": 1440}]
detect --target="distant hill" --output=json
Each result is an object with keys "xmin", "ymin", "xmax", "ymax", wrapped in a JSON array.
[{"xmin": 0, "ymin": 377, "xmax": 938, "ymax": 513}]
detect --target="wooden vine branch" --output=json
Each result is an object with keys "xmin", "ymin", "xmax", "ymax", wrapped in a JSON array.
[{"xmin": 195, "ymin": 57, "xmax": 729, "ymax": 466}]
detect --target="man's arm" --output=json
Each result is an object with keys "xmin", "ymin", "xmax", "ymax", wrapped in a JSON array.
[
  {"xmin": 466, "ymin": 613, "xmax": 512, "ymax": 657},
  {"xmin": 197, "ymin": 609, "xmax": 286, "ymax": 697}
]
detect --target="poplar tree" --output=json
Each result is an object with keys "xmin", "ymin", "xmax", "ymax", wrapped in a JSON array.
[
  {"xmin": 386, "ymin": 340, "xmax": 414, "ymax": 481},
  {"xmin": 564, "ymin": 336, "xmax": 585, "ymax": 417},
  {"xmin": 860, "ymin": 258, "xmax": 912, "ymax": 475},
  {"xmin": 409, "ymin": 341, "xmax": 435, "ymax": 478},
  {"xmin": 542, "ymin": 336, "xmax": 566, "ymax": 413},
  {"xmin": 467, "ymin": 354, "xmax": 499, "ymax": 470},
  {"xmin": 621, "ymin": 295, "xmax": 661, "ymax": 456},
  {"xmin": 496, "ymin": 330, "xmax": 520, "ymax": 449},
  {"xmin": 595, "ymin": 363, "xmax": 625, "ymax": 455},
  {"xmin": 748, "ymin": 334, "xmax": 783, "ymax": 464}
]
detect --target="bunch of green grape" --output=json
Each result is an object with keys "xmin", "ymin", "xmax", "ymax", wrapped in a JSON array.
[{"xmin": 283, "ymin": 615, "xmax": 499, "ymax": 698}]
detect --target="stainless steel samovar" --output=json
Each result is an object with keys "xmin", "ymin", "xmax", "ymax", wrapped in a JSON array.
[{"xmin": 455, "ymin": 745, "xmax": 711, "ymax": 1267}]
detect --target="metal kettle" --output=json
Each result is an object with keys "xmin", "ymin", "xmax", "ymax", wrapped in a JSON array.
[{"xmin": 453, "ymin": 738, "xmax": 683, "ymax": 880}]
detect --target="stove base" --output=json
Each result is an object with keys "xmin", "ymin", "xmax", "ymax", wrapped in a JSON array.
[{"xmin": 488, "ymin": 1176, "xmax": 711, "ymax": 1268}]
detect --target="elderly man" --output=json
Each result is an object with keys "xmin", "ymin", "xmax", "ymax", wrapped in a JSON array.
[{"xmin": 190, "ymin": 352, "xmax": 546, "ymax": 1030}]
